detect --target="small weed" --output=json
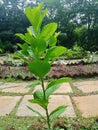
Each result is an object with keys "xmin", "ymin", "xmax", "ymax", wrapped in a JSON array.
[{"xmin": 5, "ymin": 77, "xmax": 16, "ymax": 82}]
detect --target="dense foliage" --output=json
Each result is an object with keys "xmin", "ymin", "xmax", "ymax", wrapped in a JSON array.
[
  {"xmin": 0, "ymin": 0, "xmax": 98, "ymax": 52},
  {"xmin": 0, "ymin": 0, "xmax": 29, "ymax": 52}
]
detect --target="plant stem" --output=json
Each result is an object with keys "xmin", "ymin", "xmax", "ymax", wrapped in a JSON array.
[
  {"xmin": 46, "ymin": 107, "xmax": 51, "ymax": 129},
  {"xmin": 41, "ymin": 79, "xmax": 51, "ymax": 129},
  {"xmin": 41, "ymin": 79, "xmax": 46, "ymax": 99}
]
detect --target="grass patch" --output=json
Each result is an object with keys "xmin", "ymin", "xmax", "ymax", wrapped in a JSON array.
[{"xmin": 0, "ymin": 116, "xmax": 98, "ymax": 130}]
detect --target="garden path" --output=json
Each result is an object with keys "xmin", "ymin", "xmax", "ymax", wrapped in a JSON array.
[{"xmin": 0, "ymin": 79, "xmax": 98, "ymax": 118}]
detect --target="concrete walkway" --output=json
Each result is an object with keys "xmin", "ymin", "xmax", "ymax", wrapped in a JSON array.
[{"xmin": 0, "ymin": 80, "xmax": 98, "ymax": 118}]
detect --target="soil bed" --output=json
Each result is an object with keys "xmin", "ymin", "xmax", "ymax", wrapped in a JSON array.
[{"xmin": 0, "ymin": 62, "xmax": 98, "ymax": 80}]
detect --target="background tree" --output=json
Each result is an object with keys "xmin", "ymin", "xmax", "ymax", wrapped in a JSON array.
[
  {"xmin": 72, "ymin": 0, "xmax": 98, "ymax": 50},
  {"xmin": 0, "ymin": 0, "xmax": 98, "ymax": 52},
  {"xmin": 32, "ymin": 0, "xmax": 98, "ymax": 51},
  {"xmin": 0, "ymin": 0, "xmax": 29, "ymax": 52}
]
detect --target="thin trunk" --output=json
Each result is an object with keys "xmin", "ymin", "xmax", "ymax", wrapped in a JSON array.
[{"xmin": 41, "ymin": 79, "xmax": 51, "ymax": 129}]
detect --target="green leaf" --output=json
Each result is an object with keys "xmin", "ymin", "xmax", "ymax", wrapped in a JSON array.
[
  {"xmin": 28, "ymin": 60, "xmax": 51, "ymax": 78},
  {"xmin": 40, "ymin": 23, "xmax": 57, "ymax": 41},
  {"xmin": 16, "ymin": 33, "xmax": 25, "ymax": 41},
  {"xmin": 27, "ymin": 105, "xmax": 45, "ymax": 120},
  {"xmin": 17, "ymin": 43, "xmax": 38, "ymax": 60},
  {"xmin": 16, "ymin": 33, "xmax": 35, "ymax": 45},
  {"xmin": 47, "ymin": 36, "xmax": 57, "ymax": 46},
  {"xmin": 25, "ymin": 4, "xmax": 46, "ymax": 36},
  {"xmin": 45, "ymin": 84, "xmax": 61, "ymax": 98},
  {"xmin": 54, "ymin": 32, "xmax": 60, "ymax": 38},
  {"xmin": 28, "ymin": 98, "xmax": 48, "ymax": 109},
  {"xmin": 27, "ymin": 26, "xmax": 36, "ymax": 37},
  {"xmin": 26, "ymin": 81, "xmax": 40, "ymax": 88},
  {"xmin": 45, "ymin": 77, "xmax": 71, "ymax": 97},
  {"xmin": 46, "ymin": 77, "xmax": 72, "ymax": 90},
  {"xmin": 10, "ymin": 51, "xmax": 29, "ymax": 62},
  {"xmin": 31, "ymin": 38, "xmax": 46, "ymax": 57},
  {"xmin": 24, "ymin": 33, "xmax": 35, "ymax": 45},
  {"xmin": 49, "ymin": 105, "xmax": 67, "ymax": 121},
  {"xmin": 29, "ymin": 90, "xmax": 48, "ymax": 109},
  {"xmin": 27, "ymin": 46, "xmax": 38, "ymax": 59},
  {"xmin": 45, "ymin": 46, "xmax": 67, "ymax": 62},
  {"xmin": 17, "ymin": 43, "xmax": 22, "ymax": 48},
  {"xmin": 0, "ymin": 48, "xmax": 2, "ymax": 53},
  {"xmin": 21, "ymin": 43, "xmax": 29, "ymax": 56},
  {"xmin": 33, "ymin": 89, "xmax": 44, "ymax": 100}
]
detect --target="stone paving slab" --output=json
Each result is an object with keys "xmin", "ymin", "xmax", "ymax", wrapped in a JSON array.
[
  {"xmin": 2, "ymin": 85, "xmax": 30, "ymax": 94},
  {"xmin": 16, "ymin": 95, "xmax": 45, "ymax": 116},
  {"xmin": 33, "ymin": 83, "xmax": 73, "ymax": 94},
  {"xmin": 1, "ymin": 82, "xmax": 30, "ymax": 93},
  {"xmin": 72, "ymin": 95, "xmax": 98, "ymax": 117},
  {"xmin": 73, "ymin": 80, "xmax": 98, "ymax": 93},
  {"xmin": 48, "ymin": 95, "xmax": 76, "ymax": 117},
  {"xmin": 16, "ymin": 95, "xmax": 76, "ymax": 117},
  {"xmin": 54, "ymin": 83, "xmax": 73, "ymax": 94},
  {"xmin": 0, "ymin": 96, "xmax": 21, "ymax": 116},
  {"xmin": 0, "ymin": 83, "xmax": 17, "ymax": 89},
  {"xmin": 0, "ymin": 82, "xmax": 29, "ymax": 89}
]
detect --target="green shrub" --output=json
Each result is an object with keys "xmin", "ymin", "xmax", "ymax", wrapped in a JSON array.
[
  {"xmin": 0, "ymin": 39, "xmax": 13, "ymax": 53},
  {"xmin": 0, "ymin": 48, "xmax": 2, "ymax": 53},
  {"xmin": 13, "ymin": 3, "xmax": 71, "ymax": 129},
  {"xmin": 65, "ymin": 44, "xmax": 87, "ymax": 59}
]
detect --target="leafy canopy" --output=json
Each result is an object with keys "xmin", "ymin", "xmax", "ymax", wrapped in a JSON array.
[{"xmin": 15, "ymin": 3, "xmax": 67, "ymax": 79}]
